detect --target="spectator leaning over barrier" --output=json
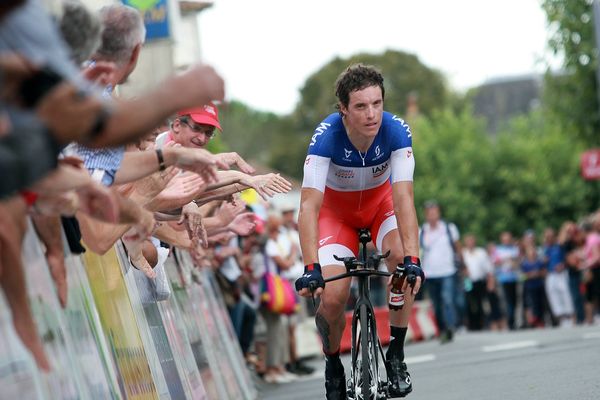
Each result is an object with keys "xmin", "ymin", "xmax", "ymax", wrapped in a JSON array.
[
  {"xmin": 151, "ymin": 103, "xmax": 291, "ymax": 262},
  {"xmin": 542, "ymin": 227, "xmax": 575, "ymax": 327},
  {"xmin": 0, "ymin": 0, "xmax": 228, "ymax": 152},
  {"xmin": 155, "ymin": 105, "xmax": 292, "ymax": 202},
  {"xmin": 420, "ymin": 200, "xmax": 461, "ymax": 343}
]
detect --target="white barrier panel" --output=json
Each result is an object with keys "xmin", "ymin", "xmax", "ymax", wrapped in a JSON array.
[
  {"xmin": 2, "ymin": 222, "xmax": 259, "ymax": 399},
  {"xmin": 167, "ymin": 251, "xmax": 231, "ymax": 399},
  {"xmin": 201, "ymin": 268, "xmax": 257, "ymax": 400},
  {"xmin": 116, "ymin": 241, "xmax": 187, "ymax": 399},
  {"xmin": 0, "ymin": 294, "xmax": 46, "ymax": 399}
]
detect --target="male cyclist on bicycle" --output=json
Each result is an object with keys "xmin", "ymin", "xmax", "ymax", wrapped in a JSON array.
[{"xmin": 295, "ymin": 64, "xmax": 424, "ymax": 399}]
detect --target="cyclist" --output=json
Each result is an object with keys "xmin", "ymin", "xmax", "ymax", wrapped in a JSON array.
[{"xmin": 295, "ymin": 64, "xmax": 424, "ymax": 399}]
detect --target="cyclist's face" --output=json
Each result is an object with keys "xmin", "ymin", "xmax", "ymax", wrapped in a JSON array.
[
  {"xmin": 341, "ymin": 85, "xmax": 383, "ymax": 138},
  {"xmin": 173, "ymin": 117, "xmax": 215, "ymax": 148}
]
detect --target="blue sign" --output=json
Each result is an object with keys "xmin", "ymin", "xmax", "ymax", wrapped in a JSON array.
[{"xmin": 122, "ymin": 0, "xmax": 170, "ymax": 41}]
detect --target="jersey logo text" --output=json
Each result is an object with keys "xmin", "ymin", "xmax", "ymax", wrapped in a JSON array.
[
  {"xmin": 392, "ymin": 115, "xmax": 412, "ymax": 137},
  {"xmin": 309, "ymin": 122, "xmax": 331, "ymax": 146},
  {"xmin": 372, "ymin": 162, "xmax": 389, "ymax": 178}
]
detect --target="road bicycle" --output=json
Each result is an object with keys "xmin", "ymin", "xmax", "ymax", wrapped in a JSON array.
[{"xmin": 310, "ymin": 228, "xmax": 410, "ymax": 399}]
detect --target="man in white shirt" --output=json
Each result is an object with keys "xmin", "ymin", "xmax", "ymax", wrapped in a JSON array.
[{"xmin": 420, "ymin": 201, "xmax": 461, "ymax": 342}]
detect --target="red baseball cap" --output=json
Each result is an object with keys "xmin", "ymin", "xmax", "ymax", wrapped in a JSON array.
[{"xmin": 177, "ymin": 103, "xmax": 221, "ymax": 131}]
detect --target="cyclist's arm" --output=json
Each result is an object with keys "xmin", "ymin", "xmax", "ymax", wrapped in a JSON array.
[
  {"xmin": 391, "ymin": 181, "xmax": 419, "ymax": 258},
  {"xmin": 298, "ymin": 187, "xmax": 323, "ymax": 265}
]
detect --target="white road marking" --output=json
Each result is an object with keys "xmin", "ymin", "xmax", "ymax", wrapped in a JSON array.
[
  {"xmin": 405, "ymin": 354, "xmax": 436, "ymax": 364},
  {"xmin": 583, "ymin": 332, "xmax": 600, "ymax": 340},
  {"xmin": 482, "ymin": 340, "xmax": 538, "ymax": 353}
]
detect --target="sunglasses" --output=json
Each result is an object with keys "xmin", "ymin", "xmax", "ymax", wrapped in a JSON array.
[{"xmin": 179, "ymin": 118, "xmax": 217, "ymax": 139}]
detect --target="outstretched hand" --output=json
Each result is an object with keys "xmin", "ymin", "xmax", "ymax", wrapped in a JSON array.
[
  {"xmin": 241, "ymin": 173, "xmax": 292, "ymax": 201},
  {"xmin": 173, "ymin": 147, "xmax": 229, "ymax": 184}
]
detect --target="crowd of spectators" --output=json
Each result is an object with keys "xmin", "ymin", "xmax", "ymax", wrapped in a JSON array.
[
  {"xmin": 418, "ymin": 202, "xmax": 600, "ymax": 340},
  {"xmin": 0, "ymin": 0, "xmax": 292, "ymax": 374}
]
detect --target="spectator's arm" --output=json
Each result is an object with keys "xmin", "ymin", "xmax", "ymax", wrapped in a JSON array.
[
  {"xmin": 153, "ymin": 223, "xmax": 193, "ymax": 249},
  {"xmin": 88, "ymin": 64, "xmax": 224, "ymax": 148}
]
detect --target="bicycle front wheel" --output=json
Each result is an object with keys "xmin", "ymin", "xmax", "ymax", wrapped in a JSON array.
[{"xmin": 358, "ymin": 304, "xmax": 378, "ymax": 399}]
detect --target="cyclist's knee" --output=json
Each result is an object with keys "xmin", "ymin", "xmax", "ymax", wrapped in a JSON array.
[
  {"xmin": 384, "ymin": 250, "xmax": 404, "ymax": 271},
  {"xmin": 319, "ymin": 291, "xmax": 348, "ymax": 317}
]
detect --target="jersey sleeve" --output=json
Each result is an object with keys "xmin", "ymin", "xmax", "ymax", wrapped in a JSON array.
[
  {"xmin": 388, "ymin": 115, "xmax": 415, "ymax": 183},
  {"xmin": 302, "ymin": 117, "xmax": 335, "ymax": 192}
]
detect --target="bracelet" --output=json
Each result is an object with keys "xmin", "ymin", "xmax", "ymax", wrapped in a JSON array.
[{"xmin": 156, "ymin": 148, "xmax": 166, "ymax": 171}]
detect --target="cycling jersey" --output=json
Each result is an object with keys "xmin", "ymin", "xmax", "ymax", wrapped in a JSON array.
[{"xmin": 302, "ymin": 112, "xmax": 415, "ymax": 266}]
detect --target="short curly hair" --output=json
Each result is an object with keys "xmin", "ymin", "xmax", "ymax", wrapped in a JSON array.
[{"xmin": 335, "ymin": 64, "xmax": 385, "ymax": 111}]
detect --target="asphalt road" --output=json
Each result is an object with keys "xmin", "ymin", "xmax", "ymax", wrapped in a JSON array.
[{"xmin": 258, "ymin": 324, "xmax": 600, "ymax": 400}]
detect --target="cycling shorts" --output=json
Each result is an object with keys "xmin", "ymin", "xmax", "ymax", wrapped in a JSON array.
[{"xmin": 317, "ymin": 185, "xmax": 397, "ymax": 267}]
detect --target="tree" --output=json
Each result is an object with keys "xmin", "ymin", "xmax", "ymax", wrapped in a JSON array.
[
  {"xmin": 293, "ymin": 50, "xmax": 449, "ymax": 131},
  {"xmin": 542, "ymin": 0, "xmax": 600, "ymax": 144},
  {"xmin": 218, "ymin": 100, "xmax": 289, "ymax": 165},
  {"xmin": 412, "ymin": 107, "xmax": 598, "ymax": 242}
]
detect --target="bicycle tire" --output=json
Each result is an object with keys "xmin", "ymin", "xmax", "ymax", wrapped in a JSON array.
[{"xmin": 359, "ymin": 304, "xmax": 372, "ymax": 399}]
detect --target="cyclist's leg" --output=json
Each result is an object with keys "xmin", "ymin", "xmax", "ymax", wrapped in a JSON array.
[
  {"xmin": 317, "ymin": 212, "xmax": 358, "ymax": 398},
  {"xmin": 316, "ymin": 212, "xmax": 358, "ymax": 354},
  {"xmin": 317, "ymin": 263, "xmax": 352, "ymax": 354}
]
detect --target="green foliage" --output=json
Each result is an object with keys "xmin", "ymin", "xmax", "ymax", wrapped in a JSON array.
[
  {"xmin": 293, "ymin": 50, "xmax": 449, "ymax": 131},
  {"xmin": 542, "ymin": 0, "xmax": 600, "ymax": 144},
  {"xmin": 413, "ymin": 108, "xmax": 597, "ymax": 242},
  {"xmin": 218, "ymin": 100, "xmax": 292, "ymax": 165}
]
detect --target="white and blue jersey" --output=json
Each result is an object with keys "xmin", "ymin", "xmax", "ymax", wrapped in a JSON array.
[
  {"xmin": 302, "ymin": 112, "xmax": 415, "ymax": 261},
  {"xmin": 302, "ymin": 111, "xmax": 414, "ymax": 210}
]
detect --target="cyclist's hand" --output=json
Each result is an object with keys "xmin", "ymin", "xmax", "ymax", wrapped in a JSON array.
[
  {"xmin": 295, "ymin": 263, "xmax": 325, "ymax": 297},
  {"xmin": 401, "ymin": 256, "xmax": 425, "ymax": 295}
]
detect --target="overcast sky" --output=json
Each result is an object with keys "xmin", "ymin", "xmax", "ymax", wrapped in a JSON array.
[{"xmin": 198, "ymin": 0, "xmax": 553, "ymax": 115}]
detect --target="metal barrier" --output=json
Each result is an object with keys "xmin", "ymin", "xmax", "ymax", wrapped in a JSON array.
[{"xmin": 0, "ymin": 220, "xmax": 258, "ymax": 399}]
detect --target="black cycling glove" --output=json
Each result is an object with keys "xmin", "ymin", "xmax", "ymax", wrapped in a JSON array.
[
  {"xmin": 295, "ymin": 263, "xmax": 325, "ymax": 292},
  {"xmin": 399, "ymin": 256, "xmax": 425, "ymax": 285}
]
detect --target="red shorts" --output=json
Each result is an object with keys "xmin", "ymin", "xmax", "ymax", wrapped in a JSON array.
[{"xmin": 317, "ymin": 184, "xmax": 398, "ymax": 266}]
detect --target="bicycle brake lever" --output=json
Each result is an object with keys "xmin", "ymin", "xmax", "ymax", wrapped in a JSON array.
[{"xmin": 407, "ymin": 274, "xmax": 417, "ymax": 286}]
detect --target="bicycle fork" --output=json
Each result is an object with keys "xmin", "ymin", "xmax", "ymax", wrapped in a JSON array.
[{"xmin": 349, "ymin": 301, "xmax": 389, "ymax": 399}]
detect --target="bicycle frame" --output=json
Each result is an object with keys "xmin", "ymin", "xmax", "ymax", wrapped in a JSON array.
[{"xmin": 323, "ymin": 229, "xmax": 391, "ymax": 400}]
